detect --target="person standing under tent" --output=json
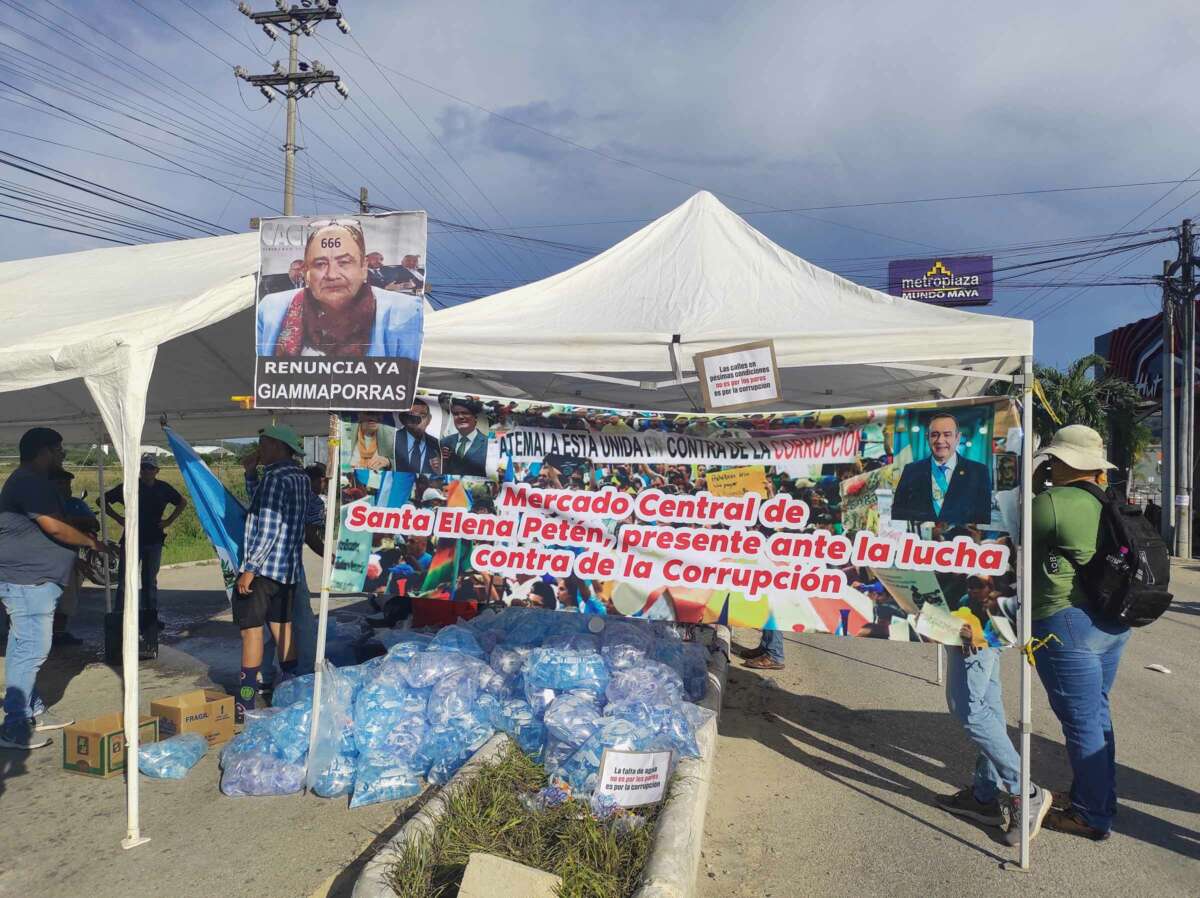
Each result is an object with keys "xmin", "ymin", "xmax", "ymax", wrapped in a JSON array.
[
  {"xmin": 47, "ymin": 468, "xmax": 98, "ymax": 648},
  {"xmin": 1031, "ymin": 425, "xmax": 1129, "ymax": 841},
  {"xmin": 737, "ymin": 627, "xmax": 786, "ymax": 671},
  {"xmin": 0, "ymin": 428, "xmax": 112, "ymax": 750},
  {"xmin": 102, "ymin": 454, "xmax": 187, "ymax": 631},
  {"xmin": 235, "ymin": 425, "xmax": 323, "ymax": 724},
  {"xmin": 936, "ymin": 573, "xmax": 1051, "ymax": 847}
]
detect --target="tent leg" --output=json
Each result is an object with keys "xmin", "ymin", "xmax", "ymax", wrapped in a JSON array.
[
  {"xmin": 97, "ymin": 435, "xmax": 112, "ymax": 615},
  {"xmin": 1018, "ymin": 355, "xmax": 1034, "ymax": 870},
  {"xmin": 305, "ymin": 415, "xmax": 342, "ymax": 783}
]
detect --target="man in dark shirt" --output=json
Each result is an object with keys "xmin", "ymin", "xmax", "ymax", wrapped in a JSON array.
[
  {"xmin": 0, "ymin": 428, "xmax": 111, "ymax": 750},
  {"xmin": 102, "ymin": 454, "xmax": 187, "ymax": 623}
]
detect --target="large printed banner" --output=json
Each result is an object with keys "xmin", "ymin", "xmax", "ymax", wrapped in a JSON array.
[
  {"xmin": 254, "ymin": 212, "xmax": 427, "ymax": 410},
  {"xmin": 330, "ymin": 393, "xmax": 1022, "ymax": 647}
]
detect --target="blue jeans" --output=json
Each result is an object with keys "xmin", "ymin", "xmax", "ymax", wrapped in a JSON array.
[
  {"xmin": 758, "ymin": 628, "xmax": 785, "ymax": 663},
  {"xmin": 1, "ymin": 581, "xmax": 60, "ymax": 733},
  {"xmin": 116, "ymin": 541, "xmax": 164, "ymax": 611},
  {"xmin": 1033, "ymin": 604, "xmax": 1130, "ymax": 832},
  {"xmin": 944, "ymin": 646, "xmax": 1021, "ymax": 803}
]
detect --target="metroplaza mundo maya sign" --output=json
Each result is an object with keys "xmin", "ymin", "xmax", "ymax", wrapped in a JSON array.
[{"xmin": 887, "ymin": 255, "xmax": 993, "ymax": 307}]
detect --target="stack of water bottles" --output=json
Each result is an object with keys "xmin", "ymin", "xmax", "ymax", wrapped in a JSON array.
[{"xmin": 218, "ymin": 608, "xmax": 713, "ymax": 808}]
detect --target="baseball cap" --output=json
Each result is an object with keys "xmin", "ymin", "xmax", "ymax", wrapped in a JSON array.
[
  {"xmin": 140, "ymin": 453, "xmax": 161, "ymax": 470},
  {"xmin": 259, "ymin": 424, "xmax": 304, "ymax": 455},
  {"xmin": 422, "ymin": 487, "xmax": 447, "ymax": 502}
]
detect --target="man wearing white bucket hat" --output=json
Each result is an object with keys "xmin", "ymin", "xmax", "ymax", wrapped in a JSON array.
[{"xmin": 1030, "ymin": 424, "xmax": 1127, "ymax": 841}]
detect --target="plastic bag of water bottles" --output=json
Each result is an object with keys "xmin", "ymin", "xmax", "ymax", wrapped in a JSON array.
[
  {"xmin": 554, "ymin": 717, "xmax": 655, "ymax": 794},
  {"xmin": 605, "ymin": 661, "xmax": 684, "ymax": 705},
  {"xmin": 221, "ymin": 723, "xmax": 277, "ymax": 763},
  {"xmin": 311, "ymin": 751, "xmax": 358, "ymax": 798},
  {"xmin": 604, "ymin": 698, "xmax": 701, "ymax": 759},
  {"xmin": 502, "ymin": 609, "xmax": 559, "ymax": 647},
  {"xmin": 404, "ymin": 650, "xmax": 475, "ymax": 688},
  {"xmin": 377, "ymin": 630, "xmax": 433, "ymax": 659},
  {"xmin": 356, "ymin": 709, "xmax": 426, "ymax": 758},
  {"xmin": 270, "ymin": 673, "xmax": 315, "ymax": 709},
  {"xmin": 427, "ymin": 668, "xmax": 479, "ymax": 727},
  {"xmin": 489, "ymin": 645, "xmax": 530, "ymax": 679},
  {"xmin": 492, "ymin": 699, "xmax": 544, "ymax": 757},
  {"xmin": 349, "ymin": 758, "xmax": 422, "ymax": 808},
  {"xmin": 600, "ymin": 620, "xmax": 654, "ymax": 671},
  {"xmin": 428, "ymin": 623, "xmax": 486, "ymax": 659},
  {"xmin": 261, "ymin": 699, "xmax": 312, "ymax": 763},
  {"xmin": 417, "ymin": 723, "xmax": 493, "ymax": 784},
  {"xmin": 679, "ymin": 642, "xmax": 710, "ymax": 701},
  {"xmin": 138, "ymin": 733, "xmax": 207, "ymax": 779},
  {"xmin": 304, "ymin": 663, "xmax": 358, "ymax": 791},
  {"xmin": 544, "ymin": 691, "xmax": 603, "ymax": 747},
  {"xmin": 525, "ymin": 648, "xmax": 610, "ymax": 694},
  {"xmin": 524, "ymin": 679, "xmax": 558, "ymax": 718},
  {"xmin": 542, "ymin": 736, "xmax": 576, "ymax": 776},
  {"xmin": 543, "ymin": 632, "xmax": 599, "ymax": 652},
  {"xmin": 220, "ymin": 750, "xmax": 305, "ymax": 796}
]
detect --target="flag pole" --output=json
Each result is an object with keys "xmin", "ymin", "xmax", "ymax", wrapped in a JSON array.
[{"xmin": 306, "ymin": 414, "xmax": 341, "ymax": 779}]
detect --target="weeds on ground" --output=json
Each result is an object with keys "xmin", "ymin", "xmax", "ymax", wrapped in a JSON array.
[{"xmin": 384, "ymin": 744, "xmax": 665, "ymax": 898}]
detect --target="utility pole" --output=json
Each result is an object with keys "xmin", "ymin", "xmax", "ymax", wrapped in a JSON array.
[
  {"xmin": 359, "ymin": 186, "xmax": 369, "ymax": 214},
  {"xmin": 1162, "ymin": 259, "xmax": 1175, "ymax": 545},
  {"xmin": 234, "ymin": 2, "xmax": 351, "ymax": 215},
  {"xmin": 1164, "ymin": 220, "xmax": 1200, "ymax": 558}
]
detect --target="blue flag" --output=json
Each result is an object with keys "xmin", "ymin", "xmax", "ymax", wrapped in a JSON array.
[{"xmin": 164, "ymin": 427, "xmax": 246, "ymax": 599}]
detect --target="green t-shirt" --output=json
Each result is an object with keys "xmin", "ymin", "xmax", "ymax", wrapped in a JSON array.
[{"xmin": 1031, "ymin": 485, "xmax": 1103, "ymax": 620}]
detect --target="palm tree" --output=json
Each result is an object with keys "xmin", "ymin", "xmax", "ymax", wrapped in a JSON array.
[{"xmin": 990, "ymin": 353, "xmax": 1150, "ymax": 468}]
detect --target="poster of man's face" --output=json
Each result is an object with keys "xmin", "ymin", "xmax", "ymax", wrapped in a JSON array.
[
  {"xmin": 254, "ymin": 212, "xmax": 427, "ymax": 411},
  {"xmin": 889, "ymin": 405, "xmax": 995, "ymax": 525}
]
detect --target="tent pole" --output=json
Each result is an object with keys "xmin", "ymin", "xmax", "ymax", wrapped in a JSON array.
[
  {"xmin": 120, "ymin": 433, "xmax": 148, "ymax": 850},
  {"xmin": 305, "ymin": 415, "xmax": 341, "ymax": 778},
  {"xmin": 96, "ymin": 432, "xmax": 112, "ymax": 614},
  {"xmin": 1018, "ymin": 354, "xmax": 1034, "ymax": 870}
]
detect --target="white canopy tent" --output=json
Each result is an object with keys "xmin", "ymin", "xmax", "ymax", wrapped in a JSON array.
[
  {"xmin": 0, "ymin": 191, "xmax": 1037, "ymax": 864},
  {"xmin": 420, "ymin": 191, "xmax": 1030, "ymax": 409}
]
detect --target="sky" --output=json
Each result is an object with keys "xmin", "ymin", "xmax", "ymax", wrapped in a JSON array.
[{"xmin": 1, "ymin": 0, "xmax": 1197, "ymax": 366}]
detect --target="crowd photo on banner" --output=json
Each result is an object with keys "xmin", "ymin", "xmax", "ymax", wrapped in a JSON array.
[{"xmin": 329, "ymin": 392, "xmax": 1023, "ymax": 650}]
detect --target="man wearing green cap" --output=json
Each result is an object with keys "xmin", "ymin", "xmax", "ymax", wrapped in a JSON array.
[{"xmin": 235, "ymin": 425, "xmax": 323, "ymax": 723}]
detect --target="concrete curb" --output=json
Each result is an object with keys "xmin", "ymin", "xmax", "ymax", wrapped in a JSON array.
[
  {"xmin": 349, "ymin": 626, "xmax": 730, "ymax": 898},
  {"xmin": 351, "ymin": 734, "xmax": 511, "ymax": 898},
  {"xmin": 159, "ymin": 559, "xmax": 219, "ymax": 571},
  {"xmin": 633, "ymin": 625, "xmax": 729, "ymax": 898}
]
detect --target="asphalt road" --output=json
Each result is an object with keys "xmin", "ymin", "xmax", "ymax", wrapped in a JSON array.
[
  {"xmin": 2, "ymin": 557, "xmax": 1195, "ymax": 898},
  {"xmin": 700, "ymin": 561, "xmax": 1200, "ymax": 898},
  {"xmin": 0, "ymin": 556, "xmax": 411, "ymax": 898}
]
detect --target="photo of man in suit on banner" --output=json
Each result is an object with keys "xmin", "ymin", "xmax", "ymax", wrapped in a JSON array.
[{"xmin": 891, "ymin": 409, "xmax": 993, "ymax": 524}]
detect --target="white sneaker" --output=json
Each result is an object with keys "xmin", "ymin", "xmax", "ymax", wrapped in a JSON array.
[
  {"xmin": 34, "ymin": 713, "xmax": 74, "ymax": 732},
  {"xmin": 0, "ymin": 729, "xmax": 52, "ymax": 750}
]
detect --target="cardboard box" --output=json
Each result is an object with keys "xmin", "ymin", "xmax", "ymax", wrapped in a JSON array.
[
  {"xmin": 63, "ymin": 714, "xmax": 158, "ymax": 778},
  {"xmin": 151, "ymin": 690, "xmax": 235, "ymax": 748}
]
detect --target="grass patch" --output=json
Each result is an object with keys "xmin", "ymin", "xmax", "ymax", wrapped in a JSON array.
[{"xmin": 385, "ymin": 744, "xmax": 664, "ymax": 898}]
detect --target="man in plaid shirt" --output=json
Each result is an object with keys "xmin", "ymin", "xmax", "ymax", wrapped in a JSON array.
[{"xmin": 235, "ymin": 425, "xmax": 324, "ymax": 723}]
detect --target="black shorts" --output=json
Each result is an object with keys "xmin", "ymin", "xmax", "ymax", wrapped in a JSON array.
[{"xmin": 234, "ymin": 576, "xmax": 295, "ymax": 629}]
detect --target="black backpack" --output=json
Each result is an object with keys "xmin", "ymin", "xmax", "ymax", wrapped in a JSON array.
[{"xmin": 1067, "ymin": 481, "xmax": 1173, "ymax": 627}]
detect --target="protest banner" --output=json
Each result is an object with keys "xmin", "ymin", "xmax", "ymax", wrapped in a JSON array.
[
  {"xmin": 330, "ymin": 392, "xmax": 1018, "ymax": 646},
  {"xmin": 692, "ymin": 339, "xmax": 782, "ymax": 411},
  {"xmin": 254, "ymin": 212, "xmax": 427, "ymax": 410}
]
